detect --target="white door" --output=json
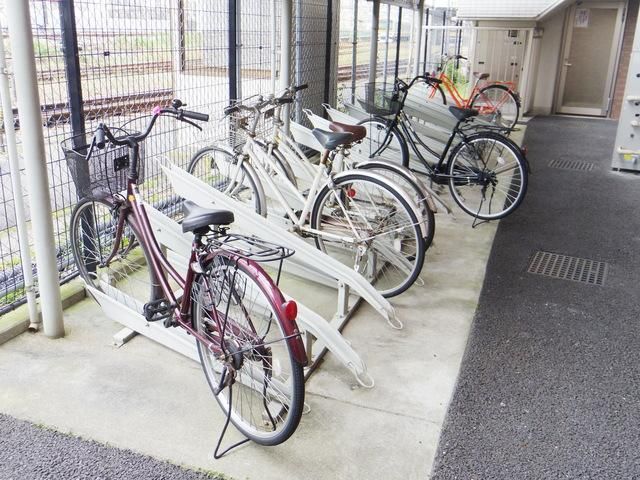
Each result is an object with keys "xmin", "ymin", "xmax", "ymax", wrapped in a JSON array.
[{"xmin": 557, "ymin": 2, "xmax": 624, "ymax": 116}]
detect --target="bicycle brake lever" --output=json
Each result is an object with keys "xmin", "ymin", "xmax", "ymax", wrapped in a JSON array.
[{"xmin": 180, "ymin": 117, "xmax": 202, "ymax": 131}]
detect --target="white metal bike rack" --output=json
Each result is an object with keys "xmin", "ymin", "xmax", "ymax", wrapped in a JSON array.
[
  {"xmin": 162, "ymin": 163, "xmax": 399, "ymax": 324},
  {"xmin": 82, "ymin": 200, "xmax": 375, "ymax": 387}
]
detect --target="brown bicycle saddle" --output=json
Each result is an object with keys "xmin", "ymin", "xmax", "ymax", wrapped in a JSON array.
[{"xmin": 328, "ymin": 121, "xmax": 366, "ymax": 143}]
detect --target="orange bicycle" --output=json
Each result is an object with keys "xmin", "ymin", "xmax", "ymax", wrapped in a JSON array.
[{"xmin": 425, "ymin": 54, "xmax": 520, "ymax": 130}]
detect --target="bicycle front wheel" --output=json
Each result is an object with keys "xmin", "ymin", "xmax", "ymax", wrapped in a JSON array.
[
  {"xmin": 192, "ymin": 255, "xmax": 305, "ymax": 446},
  {"xmin": 188, "ymin": 146, "xmax": 266, "ymax": 215},
  {"xmin": 69, "ymin": 197, "xmax": 160, "ymax": 307},
  {"xmin": 310, "ymin": 173, "xmax": 425, "ymax": 298},
  {"xmin": 355, "ymin": 117, "xmax": 410, "ymax": 167},
  {"xmin": 447, "ymin": 132, "xmax": 528, "ymax": 220},
  {"xmin": 469, "ymin": 84, "xmax": 520, "ymax": 130}
]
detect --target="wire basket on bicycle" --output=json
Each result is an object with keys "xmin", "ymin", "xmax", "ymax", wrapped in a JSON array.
[
  {"xmin": 61, "ymin": 131, "xmax": 145, "ymax": 198},
  {"xmin": 226, "ymin": 96, "xmax": 276, "ymax": 148},
  {"xmin": 357, "ymin": 82, "xmax": 403, "ymax": 117}
]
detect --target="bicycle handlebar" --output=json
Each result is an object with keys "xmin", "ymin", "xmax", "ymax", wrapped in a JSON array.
[{"xmin": 94, "ymin": 99, "xmax": 208, "ymax": 150}]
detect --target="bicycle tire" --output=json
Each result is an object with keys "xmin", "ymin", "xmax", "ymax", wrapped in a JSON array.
[
  {"xmin": 447, "ymin": 132, "xmax": 528, "ymax": 220},
  {"xmin": 425, "ymin": 80, "xmax": 447, "ymax": 105},
  {"xmin": 356, "ymin": 117, "xmax": 410, "ymax": 168},
  {"xmin": 469, "ymin": 84, "xmax": 520, "ymax": 130},
  {"xmin": 192, "ymin": 254, "xmax": 305, "ymax": 446},
  {"xmin": 310, "ymin": 172, "xmax": 426, "ymax": 298},
  {"xmin": 356, "ymin": 161, "xmax": 436, "ymax": 249},
  {"xmin": 69, "ymin": 197, "xmax": 160, "ymax": 305},
  {"xmin": 187, "ymin": 146, "xmax": 267, "ymax": 216}
]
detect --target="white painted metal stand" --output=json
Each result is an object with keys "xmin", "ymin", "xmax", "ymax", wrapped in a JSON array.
[
  {"xmin": 5, "ymin": 1, "xmax": 64, "ymax": 338},
  {"xmin": 0, "ymin": 18, "xmax": 39, "ymax": 330},
  {"xmin": 162, "ymin": 163, "xmax": 400, "ymax": 327}
]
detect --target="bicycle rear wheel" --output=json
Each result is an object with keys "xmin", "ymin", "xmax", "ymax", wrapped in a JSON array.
[
  {"xmin": 447, "ymin": 132, "xmax": 528, "ymax": 220},
  {"xmin": 310, "ymin": 173, "xmax": 425, "ymax": 298},
  {"xmin": 192, "ymin": 255, "xmax": 305, "ymax": 446},
  {"xmin": 188, "ymin": 146, "xmax": 266, "ymax": 215},
  {"xmin": 356, "ymin": 161, "xmax": 436, "ymax": 249},
  {"xmin": 69, "ymin": 197, "xmax": 160, "ymax": 308},
  {"xmin": 469, "ymin": 84, "xmax": 520, "ymax": 130}
]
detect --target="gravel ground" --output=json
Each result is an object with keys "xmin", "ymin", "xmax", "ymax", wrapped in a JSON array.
[{"xmin": 0, "ymin": 414, "xmax": 227, "ymax": 480}]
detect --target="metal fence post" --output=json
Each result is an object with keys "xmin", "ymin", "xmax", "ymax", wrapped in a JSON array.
[
  {"xmin": 0, "ymin": 19, "xmax": 39, "ymax": 330},
  {"xmin": 368, "ymin": 0, "xmax": 380, "ymax": 84},
  {"xmin": 323, "ymin": 0, "xmax": 333, "ymax": 109},
  {"xmin": 413, "ymin": 0, "xmax": 424, "ymax": 76},
  {"xmin": 394, "ymin": 8, "xmax": 403, "ymax": 80},
  {"xmin": 271, "ymin": 0, "xmax": 278, "ymax": 95},
  {"xmin": 350, "ymin": 0, "xmax": 358, "ymax": 103},
  {"xmin": 59, "ymin": 0, "xmax": 86, "ymax": 146},
  {"xmin": 228, "ymin": 0, "xmax": 238, "ymax": 103},
  {"xmin": 280, "ymin": 0, "xmax": 292, "ymax": 132},
  {"xmin": 5, "ymin": 0, "xmax": 65, "ymax": 338}
]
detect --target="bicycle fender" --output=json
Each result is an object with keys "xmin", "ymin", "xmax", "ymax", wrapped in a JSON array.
[{"xmin": 218, "ymin": 254, "xmax": 308, "ymax": 367}]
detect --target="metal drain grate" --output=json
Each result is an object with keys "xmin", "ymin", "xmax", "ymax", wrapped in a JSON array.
[
  {"xmin": 548, "ymin": 159, "xmax": 595, "ymax": 171},
  {"xmin": 527, "ymin": 251, "xmax": 607, "ymax": 286}
]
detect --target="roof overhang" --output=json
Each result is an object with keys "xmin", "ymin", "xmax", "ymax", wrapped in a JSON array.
[{"xmin": 456, "ymin": 0, "xmax": 573, "ymax": 22}]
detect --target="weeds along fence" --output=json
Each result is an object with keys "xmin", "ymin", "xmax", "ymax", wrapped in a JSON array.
[{"xmin": 0, "ymin": 0, "xmax": 337, "ymax": 315}]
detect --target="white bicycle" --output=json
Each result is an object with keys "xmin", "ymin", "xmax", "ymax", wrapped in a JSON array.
[{"xmin": 188, "ymin": 93, "xmax": 427, "ymax": 298}]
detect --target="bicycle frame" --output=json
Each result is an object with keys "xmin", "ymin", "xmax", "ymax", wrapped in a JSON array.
[
  {"xmin": 96, "ymin": 140, "xmax": 305, "ymax": 367},
  {"xmin": 240, "ymin": 136, "xmax": 364, "ymax": 244},
  {"xmin": 432, "ymin": 57, "xmax": 517, "ymax": 112}
]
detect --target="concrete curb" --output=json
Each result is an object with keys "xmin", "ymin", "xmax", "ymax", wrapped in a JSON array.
[{"xmin": 0, "ymin": 281, "xmax": 86, "ymax": 345}]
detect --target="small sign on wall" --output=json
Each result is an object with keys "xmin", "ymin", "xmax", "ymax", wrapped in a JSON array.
[{"xmin": 575, "ymin": 8, "xmax": 590, "ymax": 28}]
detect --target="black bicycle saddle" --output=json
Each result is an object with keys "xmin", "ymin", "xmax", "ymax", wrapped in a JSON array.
[
  {"xmin": 312, "ymin": 128, "xmax": 354, "ymax": 151},
  {"xmin": 182, "ymin": 200, "xmax": 234, "ymax": 233},
  {"xmin": 449, "ymin": 106, "xmax": 479, "ymax": 122}
]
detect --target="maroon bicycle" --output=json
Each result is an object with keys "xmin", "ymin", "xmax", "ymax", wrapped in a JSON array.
[{"xmin": 63, "ymin": 100, "xmax": 307, "ymax": 454}]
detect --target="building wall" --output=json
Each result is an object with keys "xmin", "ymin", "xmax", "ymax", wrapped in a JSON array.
[
  {"xmin": 531, "ymin": 9, "xmax": 566, "ymax": 115},
  {"xmin": 611, "ymin": 0, "xmax": 640, "ymax": 118}
]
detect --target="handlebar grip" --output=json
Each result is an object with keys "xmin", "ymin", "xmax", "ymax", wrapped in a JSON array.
[
  {"xmin": 95, "ymin": 127, "xmax": 106, "ymax": 149},
  {"xmin": 293, "ymin": 84, "xmax": 308, "ymax": 92},
  {"xmin": 181, "ymin": 109, "xmax": 209, "ymax": 122},
  {"xmin": 456, "ymin": 55, "xmax": 467, "ymax": 60},
  {"xmin": 224, "ymin": 104, "xmax": 240, "ymax": 115}
]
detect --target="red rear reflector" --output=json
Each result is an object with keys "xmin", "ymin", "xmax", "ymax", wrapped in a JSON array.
[
  {"xmin": 283, "ymin": 300, "xmax": 298, "ymax": 321},
  {"xmin": 347, "ymin": 188, "xmax": 356, "ymax": 198}
]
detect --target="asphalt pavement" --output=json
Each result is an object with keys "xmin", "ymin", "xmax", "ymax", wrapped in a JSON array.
[{"xmin": 431, "ymin": 116, "xmax": 640, "ymax": 479}]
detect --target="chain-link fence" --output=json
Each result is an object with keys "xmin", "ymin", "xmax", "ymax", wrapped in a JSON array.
[{"xmin": 0, "ymin": 0, "xmax": 338, "ymax": 315}]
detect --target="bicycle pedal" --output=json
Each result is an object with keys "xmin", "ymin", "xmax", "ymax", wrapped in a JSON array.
[{"xmin": 143, "ymin": 299, "xmax": 175, "ymax": 322}]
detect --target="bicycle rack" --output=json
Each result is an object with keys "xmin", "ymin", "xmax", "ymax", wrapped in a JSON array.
[{"xmin": 162, "ymin": 162, "xmax": 400, "ymax": 326}]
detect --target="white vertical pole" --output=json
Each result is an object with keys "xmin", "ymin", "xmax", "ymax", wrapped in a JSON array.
[
  {"xmin": 271, "ymin": 0, "xmax": 277, "ymax": 94},
  {"xmin": 280, "ymin": 0, "xmax": 292, "ymax": 132},
  {"xmin": 413, "ymin": 0, "xmax": 424, "ymax": 76},
  {"xmin": 5, "ymin": 1, "xmax": 64, "ymax": 338},
  {"xmin": 368, "ymin": 0, "xmax": 380, "ymax": 84},
  {"xmin": 0, "ymin": 20, "xmax": 39, "ymax": 330},
  {"xmin": 236, "ymin": 0, "xmax": 243, "ymax": 101}
]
